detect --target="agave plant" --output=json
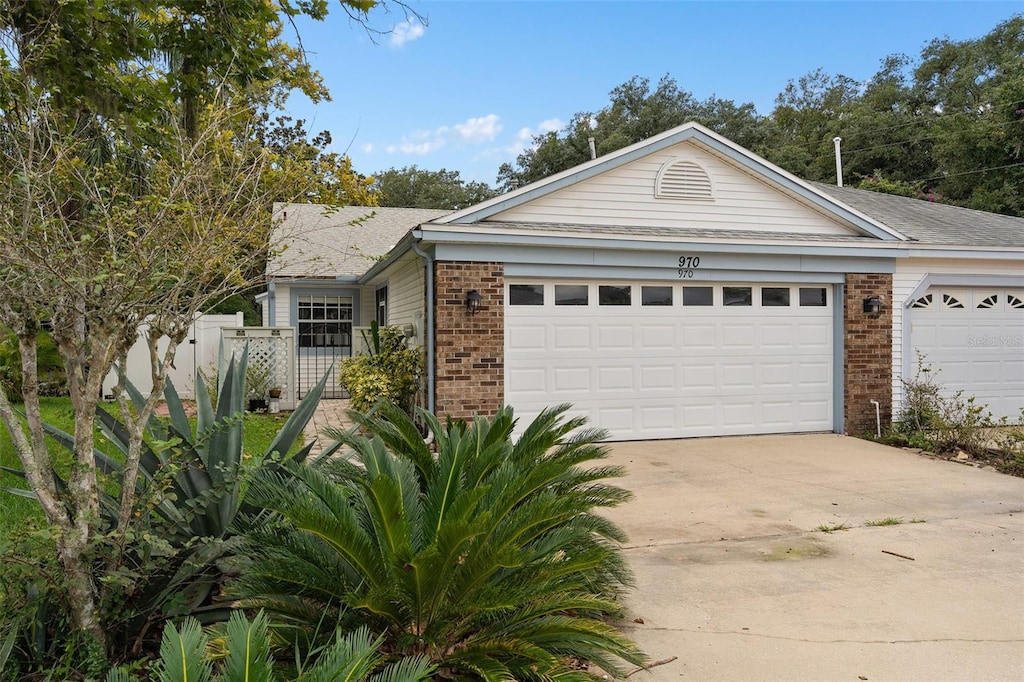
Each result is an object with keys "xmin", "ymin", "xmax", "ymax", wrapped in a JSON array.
[
  {"xmin": 105, "ymin": 610, "xmax": 434, "ymax": 682},
  {"xmin": 235, "ymin": 403, "xmax": 647, "ymax": 681},
  {"xmin": 0, "ymin": 347, "xmax": 332, "ymax": 659}
]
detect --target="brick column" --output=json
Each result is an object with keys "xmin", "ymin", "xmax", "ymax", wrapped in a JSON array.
[
  {"xmin": 434, "ymin": 262, "xmax": 504, "ymax": 422},
  {"xmin": 844, "ymin": 273, "xmax": 893, "ymax": 435}
]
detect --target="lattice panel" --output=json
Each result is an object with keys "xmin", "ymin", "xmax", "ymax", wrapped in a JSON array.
[{"xmin": 221, "ymin": 327, "xmax": 297, "ymax": 409}]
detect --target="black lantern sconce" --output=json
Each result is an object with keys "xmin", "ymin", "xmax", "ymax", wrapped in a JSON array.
[
  {"xmin": 863, "ymin": 296, "xmax": 882, "ymax": 318},
  {"xmin": 465, "ymin": 289, "xmax": 483, "ymax": 315}
]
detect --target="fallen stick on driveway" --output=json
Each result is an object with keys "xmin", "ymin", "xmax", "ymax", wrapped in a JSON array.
[{"xmin": 881, "ymin": 550, "xmax": 915, "ymax": 561}]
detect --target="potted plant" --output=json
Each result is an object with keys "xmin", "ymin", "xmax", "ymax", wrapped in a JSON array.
[
  {"xmin": 268, "ymin": 386, "xmax": 282, "ymax": 399},
  {"xmin": 246, "ymin": 363, "xmax": 272, "ymax": 412}
]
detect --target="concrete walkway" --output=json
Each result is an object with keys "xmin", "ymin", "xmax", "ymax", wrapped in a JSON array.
[
  {"xmin": 302, "ymin": 399, "xmax": 354, "ymax": 455},
  {"xmin": 603, "ymin": 434, "xmax": 1024, "ymax": 681}
]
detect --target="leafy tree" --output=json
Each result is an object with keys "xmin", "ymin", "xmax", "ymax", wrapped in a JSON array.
[
  {"xmin": 0, "ymin": 0, "xmax": 392, "ymax": 656},
  {"xmin": 497, "ymin": 75, "xmax": 762, "ymax": 191},
  {"xmin": 234, "ymin": 404, "xmax": 647, "ymax": 680},
  {"xmin": 373, "ymin": 165, "xmax": 497, "ymax": 209}
]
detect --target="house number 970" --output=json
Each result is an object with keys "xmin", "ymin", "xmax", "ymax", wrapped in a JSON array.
[{"xmin": 677, "ymin": 255, "xmax": 701, "ymax": 278}]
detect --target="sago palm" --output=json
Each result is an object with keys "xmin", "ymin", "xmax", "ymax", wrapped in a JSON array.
[{"xmin": 234, "ymin": 403, "xmax": 646, "ymax": 680}]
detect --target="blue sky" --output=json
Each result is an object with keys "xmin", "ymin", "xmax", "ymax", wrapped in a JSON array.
[{"xmin": 285, "ymin": 1, "xmax": 1022, "ymax": 185}]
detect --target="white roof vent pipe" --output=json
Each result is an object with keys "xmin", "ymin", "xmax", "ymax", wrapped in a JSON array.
[
  {"xmin": 588, "ymin": 136, "xmax": 597, "ymax": 160},
  {"xmin": 833, "ymin": 136, "xmax": 843, "ymax": 187}
]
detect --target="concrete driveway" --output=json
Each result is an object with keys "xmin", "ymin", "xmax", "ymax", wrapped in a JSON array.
[{"xmin": 604, "ymin": 434, "xmax": 1024, "ymax": 681}]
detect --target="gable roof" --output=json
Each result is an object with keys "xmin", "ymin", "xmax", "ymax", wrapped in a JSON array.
[
  {"xmin": 810, "ymin": 182, "xmax": 1024, "ymax": 247},
  {"xmin": 269, "ymin": 203, "xmax": 449, "ymax": 279},
  {"xmin": 432, "ymin": 122, "xmax": 908, "ymax": 242}
]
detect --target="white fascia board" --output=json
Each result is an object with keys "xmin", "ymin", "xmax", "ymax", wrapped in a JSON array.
[
  {"xmin": 416, "ymin": 226, "xmax": 908, "ymax": 258},
  {"xmin": 432, "ymin": 122, "xmax": 907, "ymax": 242},
  {"xmin": 904, "ymin": 245, "xmax": 1024, "ymax": 260}
]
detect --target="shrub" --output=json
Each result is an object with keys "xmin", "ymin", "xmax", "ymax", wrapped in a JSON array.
[
  {"xmin": 338, "ymin": 324, "xmax": 422, "ymax": 415},
  {"xmin": 234, "ymin": 403, "xmax": 647, "ymax": 680},
  {"xmin": 0, "ymin": 349, "xmax": 332, "ymax": 673},
  {"xmin": 103, "ymin": 610, "xmax": 434, "ymax": 682},
  {"xmin": 893, "ymin": 353, "xmax": 996, "ymax": 455}
]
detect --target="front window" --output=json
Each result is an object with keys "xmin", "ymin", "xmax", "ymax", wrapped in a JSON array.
[
  {"xmin": 376, "ymin": 287, "xmax": 388, "ymax": 326},
  {"xmin": 297, "ymin": 295, "xmax": 352, "ymax": 348}
]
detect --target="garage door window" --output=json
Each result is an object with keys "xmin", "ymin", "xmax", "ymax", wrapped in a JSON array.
[
  {"xmin": 799, "ymin": 287, "xmax": 828, "ymax": 307},
  {"xmin": 1009, "ymin": 294, "xmax": 1023, "ymax": 309},
  {"xmin": 682, "ymin": 286, "xmax": 713, "ymax": 306},
  {"xmin": 599, "ymin": 285, "xmax": 632, "ymax": 306},
  {"xmin": 762, "ymin": 287, "xmax": 790, "ymax": 307},
  {"xmin": 723, "ymin": 286, "xmax": 752, "ymax": 306},
  {"xmin": 642, "ymin": 286, "xmax": 673, "ymax": 306},
  {"xmin": 555, "ymin": 284, "xmax": 588, "ymax": 306},
  {"xmin": 509, "ymin": 284, "xmax": 544, "ymax": 306}
]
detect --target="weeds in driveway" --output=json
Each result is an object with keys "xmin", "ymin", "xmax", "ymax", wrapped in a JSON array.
[
  {"xmin": 816, "ymin": 522, "xmax": 850, "ymax": 534},
  {"xmin": 909, "ymin": 518, "xmax": 927, "ymax": 524},
  {"xmin": 864, "ymin": 517, "xmax": 904, "ymax": 527}
]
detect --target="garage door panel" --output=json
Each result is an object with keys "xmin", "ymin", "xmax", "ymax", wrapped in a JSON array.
[
  {"xmin": 799, "ymin": 362, "xmax": 832, "ymax": 387},
  {"xmin": 640, "ymin": 365, "xmax": 675, "ymax": 389},
  {"xmin": 722, "ymin": 402, "xmax": 756, "ymax": 426},
  {"xmin": 640, "ymin": 325, "xmax": 675, "ymax": 348},
  {"xmin": 597, "ymin": 366, "xmax": 633, "ymax": 391},
  {"xmin": 679, "ymin": 365, "xmax": 715, "ymax": 390},
  {"xmin": 507, "ymin": 281, "xmax": 834, "ymax": 440},
  {"xmin": 554, "ymin": 326, "xmax": 590, "ymax": 350},
  {"xmin": 910, "ymin": 288, "xmax": 1024, "ymax": 421},
  {"xmin": 508, "ymin": 325, "xmax": 547, "ymax": 350},
  {"xmin": 722, "ymin": 363, "xmax": 756, "ymax": 388},
  {"xmin": 641, "ymin": 406, "xmax": 676, "ymax": 430},
  {"xmin": 553, "ymin": 367, "xmax": 590, "ymax": 392},
  {"xmin": 597, "ymin": 325, "xmax": 633, "ymax": 349},
  {"xmin": 721, "ymin": 324, "xmax": 757, "ymax": 349},
  {"xmin": 682, "ymin": 324, "xmax": 717, "ymax": 348}
]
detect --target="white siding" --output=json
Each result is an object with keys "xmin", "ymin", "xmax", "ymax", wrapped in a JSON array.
[
  {"xmin": 892, "ymin": 257, "xmax": 1024, "ymax": 415},
  {"xmin": 273, "ymin": 283, "xmax": 292, "ymax": 328},
  {"xmin": 385, "ymin": 255, "xmax": 426, "ymax": 331},
  {"xmin": 492, "ymin": 141, "xmax": 855, "ymax": 235}
]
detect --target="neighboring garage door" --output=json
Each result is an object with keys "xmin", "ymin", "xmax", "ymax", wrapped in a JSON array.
[
  {"xmin": 506, "ymin": 281, "xmax": 834, "ymax": 441},
  {"xmin": 909, "ymin": 288, "xmax": 1024, "ymax": 420}
]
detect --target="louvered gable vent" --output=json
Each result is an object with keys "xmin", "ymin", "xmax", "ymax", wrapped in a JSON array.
[{"xmin": 656, "ymin": 159, "xmax": 714, "ymax": 200}]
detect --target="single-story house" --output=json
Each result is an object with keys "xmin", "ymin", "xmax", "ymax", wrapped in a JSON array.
[{"xmin": 264, "ymin": 122, "xmax": 1024, "ymax": 440}]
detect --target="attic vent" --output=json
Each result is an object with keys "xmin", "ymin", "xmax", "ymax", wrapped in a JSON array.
[{"xmin": 656, "ymin": 159, "xmax": 714, "ymax": 200}]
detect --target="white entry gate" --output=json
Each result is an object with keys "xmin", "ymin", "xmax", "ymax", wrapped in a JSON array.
[{"xmin": 221, "ymin": 327, "xmax": 297, "ymax": 411}]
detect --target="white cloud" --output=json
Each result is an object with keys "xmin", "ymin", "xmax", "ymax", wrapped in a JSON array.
[
  {"xmin": 390, "ymin": 19, "xmax": 424, "ymax": 47},
  {"xmin": 454, "ymin": 114, "xmax": 503, "ymax": 143},
  {"xmin": 384, "ymin": 114, "xmax": 504, "ymax": 157},
  {"xmin": 385, "ymin": 138, "xmax": 446, "ymax": 155},
  {"xmin": 496, "ymin": 117, "xmax": 565, "ymax": 157},
  {"xmin": 361, "ymin": 143, "xmax": 374, "ymax": 154}
]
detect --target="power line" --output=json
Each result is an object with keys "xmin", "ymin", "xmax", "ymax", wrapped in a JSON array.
[
  {"xmin": 910, "ymin": 162, "xmax": 1024, "ymax": 184},
  {"xmin": 844, "ymin": 119, "xmax": 1024, "ymax": 155}
]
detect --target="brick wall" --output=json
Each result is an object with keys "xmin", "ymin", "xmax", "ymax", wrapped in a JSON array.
[
  {"xmin": 844, "ymin": 273, "xmax": 893, "ymax": 435},
  {"xmin": 434, "ymin": 261, "xmax": 504, "ymax": 422}
]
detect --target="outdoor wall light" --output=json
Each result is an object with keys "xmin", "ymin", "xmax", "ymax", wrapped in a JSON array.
[
  {"xmin": 863, "ymin": 296, "xmax": 883, "ymax": 317},
  {"xmin": 465, "ymin": 289, "xmax": 483, "ymax": 314}
]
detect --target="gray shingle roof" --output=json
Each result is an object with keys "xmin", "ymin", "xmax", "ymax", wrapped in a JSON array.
[
  {"xmin": 811, "ymin": 182, "xmax": 1024, "ymax": 247},
  {"xmin": 269, "ymin": 204, "xmax": 449, "ymax": 279}
]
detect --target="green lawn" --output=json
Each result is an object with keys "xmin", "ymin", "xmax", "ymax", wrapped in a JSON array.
[{"xmin": 0, "ymin": 398, "xmax": 304, "ymax": 540}]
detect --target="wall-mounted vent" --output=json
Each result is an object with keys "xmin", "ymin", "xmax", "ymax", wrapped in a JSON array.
[{"xmin": 655, "ymin": 159, "xmax": 714, "ymax": 200}]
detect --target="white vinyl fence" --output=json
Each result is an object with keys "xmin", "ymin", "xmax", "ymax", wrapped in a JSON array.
[{"xmin": 102, "ymin": 313, "xmax": 244, "ymax": 401}]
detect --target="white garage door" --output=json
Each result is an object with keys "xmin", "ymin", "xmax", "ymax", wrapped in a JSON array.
[
  {"xmin": 909, "ymin": 288, "xmax": 1024, "ymax": 420},
  {"xmin": 506, "ymin": 281, "xmax": 834, "ymax": 441}
]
